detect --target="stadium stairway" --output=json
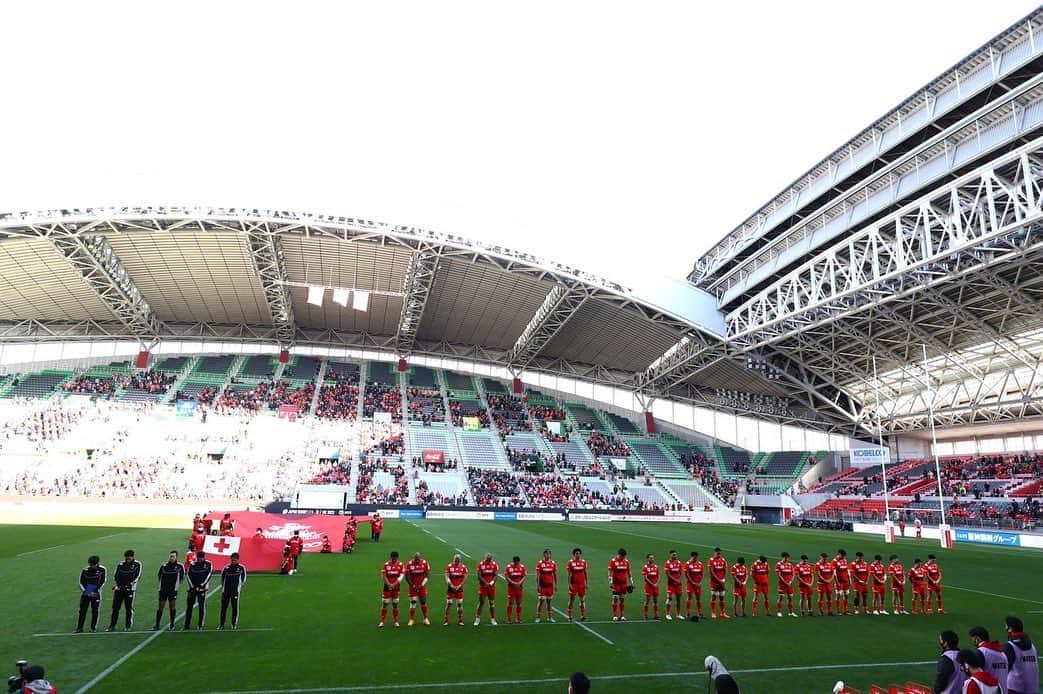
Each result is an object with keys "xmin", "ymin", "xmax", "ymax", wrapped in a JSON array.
[
  {"xmin": 355, "ymin": 362, "xmax": 368, "ymax": 420},
  {"xmin": 625, "ymin": 438, "xmax": 688, "ymax": 478},
  {"xmin": 308, "ymin": 360, "xmax": 328, "ymax": 414}
]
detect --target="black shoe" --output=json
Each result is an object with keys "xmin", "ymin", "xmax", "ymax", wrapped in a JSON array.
[
  {"xmin": 182, "ymin": 626, "xmax": 191, "ymax": 631},
  {"xmin": 197, "ymin": 626, "xmax": 204, "ymax": 631},
  {"xmin": 74, "ymin": 628, "xmax": 83, "ymax": 633},
  {"xmin": 152, "ymin": 624, "xmax": 159, "ymax": 631},
  {"xmin": 90, "ymin": 628, "xmax": 97, "ymax": 632},
  {"xmin": 232, "ymin": 625, "xmax": 238, "ymax": 631},
  {"xmin": 124, "ymin": 627, "xmax": 132, "ymax": 632},
  {"xmin": 217, "ymin": 625, "xmax": 224, "ymax": 631},
  {"xmin": 105, "ymin": 627, "xmax": 115, "ymax": 632}
]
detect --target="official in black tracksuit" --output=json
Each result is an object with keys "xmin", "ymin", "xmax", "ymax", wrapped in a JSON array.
[
  {"xmin": 219, "ymin": 552, "xmax": 248, "ymax": 630},
  {"xmin": 107, "ymin": 549, "xmax": 142, "ymax": 631},
  {"xmin": 76, "ymin": 555, "xmax": 107, "ymax": 632},
  {"xmin": 184, "ymin": 551, "xmax": 213, "ymax": 630},
  {"xmin": 154, "ymin": 550, "xmax": 186, "ymax": 631}
]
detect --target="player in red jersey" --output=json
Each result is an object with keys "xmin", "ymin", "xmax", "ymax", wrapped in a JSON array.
[
  {"xmin": 253, "ymin": 527, "xmax": 265, "ymax": 540},
  {"xmin": 405, "ymin": 552, "xmax": 431, "ymax": 627},
  {"xmin": 534, "ymin": 549, "xmax": 558, "ymax": 623},
  {"xmin": 850, "ymin": 551, "xmax": 870, "ymax": 615},
  {"xmin": 219, "ymin": 513, "xmax": 235, "ymax": 536},
  {"xmin": 730, "ymin": 557, "xmax": 749, "ymax": 617},
  {"xmin": 379, "ymin": 550, "xmax": 405, "ymax": 628},
  {"xmin": 474, "ymin": 552, "xmax": 499, "ymax": 626},
  {"xmin": 444, "ymin": 554, "xmax": 468, "ymax": 626},
  {"xmin": 641, "ymin": 554, "xmax": 660, "ymax": 620},
  {"xmin": 796, "ymin": 555, "xmax": 814, "ymax": 616},
  {"xmin": 750, "ymin": 555, "xmax": 770, "ymax": 616},
  {"xmin": 662, "ymin": 549, "xmax": 683, "ymax": 621},
  {"xmin": 608, "ymin": 548, "xmax": 633, "ymax": 621},
  {"xmin": 908, "ymin": 558, "xmax": 927, "ymax": 614},
  {"xmin": 924, "ymin": 554, "xmax": 945, "ymax": 614},
  {"xmin": 184, "ymin": 549, "xmax": 197, "ymax": 573},
  {"xmin": 869, "ymin": 554, "xmax": 888, "ymax": 614},
  {"xmin": 708, "ymin": 547, "xmax": 730, "ymax": 619},
  {"xmin": 566, "ymin": 547, "xmax": 589, "ymax": 622},
  {"xmin": 814, "ymin": 552, "xmax": 835, "ymax": 616},
  {"xmin": 504, "ymin": 555, "xmax": 527, "ymax": 624},
  {"xmin": 833, "ymin": 549, "xmax": 851, "ymax": 615},
  {"xmin": 887, "ymin": 554, "xmax": 908, "ymax": 615},
  {"xmin": 683, "ymin": 551, "xmax": 704, "ymax": 619},
  {"xmin": 288, "ymin": 531, "xmax": 304, "ymax": 573},
  {"xmin": 774, "ymin": 551, "xmax": 797, "ymax": 617},
  {"xmin": 189, "ymin": 527, "xmax": 206, "ymax": 553}
]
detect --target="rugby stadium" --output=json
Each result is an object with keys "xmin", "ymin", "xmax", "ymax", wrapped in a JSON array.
[{"xmin": 2, "ymin": 7, "xmax": 1043, "ymax": 694}]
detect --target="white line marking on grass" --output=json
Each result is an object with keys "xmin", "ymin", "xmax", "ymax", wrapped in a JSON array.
[
  {"xmin": 93, "ymin": 532, "xmax": 134, "ymax": 542},
  {"xmin": 36, "ymin": 627, "xmax": 274, "ymax": 637},
  {"xmin": 551, "ymin": 606, "xmax": 613, "ymax": 645},
  {"xmin": 200, "ymin": 659, "xmax": 938, "ymax": 693},
  {"xmin": 434, "ymin": 536, "xmax": 446, "ymax": 543},
  {"xmin": 947, "ymin": 585, "xmax": 1043, "ymax": 605},
  {"xmin": 17, "ymin": 544, "xmax": 65, "ymax": 557},
  {"xmin": 454, "ymin": 548, "xmax": 472, "ymax": 558},
  {"xmin": 74, "ymin": 618, "xmax": 181, "ymax": 693}
]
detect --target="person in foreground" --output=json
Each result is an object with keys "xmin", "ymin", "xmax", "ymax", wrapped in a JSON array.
[
  {"xmin": 956, "ymin": 649, "xmax": 1001, "ymax": 694},
  {"xmin": 568, "ymin": 671, "xmax": 590, "ymax": 694},
  {"xmin": 705, "ymin": 655, "xmax": 739, "ymax": 694}
]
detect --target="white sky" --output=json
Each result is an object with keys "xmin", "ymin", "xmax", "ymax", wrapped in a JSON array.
[{"xmin": 0, "ymin": 1, "xmax": 1037, "ymax": 287}]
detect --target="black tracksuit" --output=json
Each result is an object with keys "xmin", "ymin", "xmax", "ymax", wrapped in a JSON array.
[
  {"xmin": 184, "ymin": 559, "xmax": 213, "ymax": 629},
  {"xmin": 108, "ymin": 559, "xmax": 142, "ymax": 630},
  {"xmin": 77, "ymin": 564, "xmax": 107, "ymax": 631},
  {"xmin": 219, "ymin": 563, "xmax": 248, "ymax": 628}
]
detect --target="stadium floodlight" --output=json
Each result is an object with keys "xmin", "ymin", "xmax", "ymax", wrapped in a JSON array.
[
  {"xmin": 307, "ymin": 285, "xmax": 325, "ymax": 306},
  {"xmin": 352, "ymin": 290, "xmax": 370, "ymax": 312},
  {"xmin": 332, "ymin": 288, "xmax": 350, "ymax": 307}
]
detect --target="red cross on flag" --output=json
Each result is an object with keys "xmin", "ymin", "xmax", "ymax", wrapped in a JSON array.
[{"xmin": 203, "ymin": 534, "xmax": 241, "ymax": 557}]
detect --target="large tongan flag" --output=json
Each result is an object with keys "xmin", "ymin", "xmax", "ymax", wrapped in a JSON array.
[{"xmin": 203, "ymin": 534, "xmax": 241, "ymax": 558}]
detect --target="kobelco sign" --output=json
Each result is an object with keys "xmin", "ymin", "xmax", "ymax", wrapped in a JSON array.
[{"xmin": 849, "ymin": 446, "xmax": 890, "ymax": 467}]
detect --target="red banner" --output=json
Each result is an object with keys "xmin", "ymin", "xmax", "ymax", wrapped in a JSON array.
[
  {"xmin": 215, "ymin": 510, "xmax": 371, "ymax": 555},
  {"xmin": 422, "ymin": 450, "xmax": 445, "ymax": 464},
  {"xmin": 278, "ymin": 404, "xmax": 300, "ymax": 421},
  {"xmin": 206, "ymin": 536, "xmax": 288, "ymax": 572}
]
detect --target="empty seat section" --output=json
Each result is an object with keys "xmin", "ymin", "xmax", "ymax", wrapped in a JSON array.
[
  {"xmin": 607, "ymin": 413, "xmax": 639, "ymax": 434},
  {"xmin": 2, "ymin": 372, "xmax": 71, "ymax": 399},
  {"xmin": 195, "ymin": 355, "xmax": 235, "ymax": 376},
  {"xmin": 409, "ymin": 366, "xmax": 438, "ymax": 388},
  {"xmin": 444, "ymin": 371, "xmax": 475, "ymax": 392},
  {"xmin": 567, "ymin": 405, "xmax": 603, "ymax": 431},
  {"xmin": 482, "ymin": 378, "xmax": 507, "ymax": 393},
  {"xmin": 457, "ymin": 433, "xmax": 508, "ymax": 470},
  {"xmin": 717, "ymin": 446, "xmax": 752, "ymax": 476},
  {"xmin": 629, "ymin": 441, "xmax": 685, "ymax": 477},
  {"xmin": 239, "ymin": 355, "xmax": 275, "ymax": 378},
  {"xmin": 325, "ymin": 361, "xmax": 361, "ymax": 383}
]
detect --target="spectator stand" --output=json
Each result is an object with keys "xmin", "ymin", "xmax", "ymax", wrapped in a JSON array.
[
  {"xmin": 362, "ymin": 361, "xmax": 402, "ymax": 423},
  {"xmin": 455, "ymin": 429, "xmax": 511, "ymax": 471},
  {"xmin": 314, "ymin": 360, "xmax": 362, "ymax": 422},
  {"xmin": 1, "ymin": 369, "xmax": 77, "ymax": 401}
]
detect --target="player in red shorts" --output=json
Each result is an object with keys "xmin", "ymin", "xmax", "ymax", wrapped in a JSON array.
[
  {"xmin": 833, "ymin": 548, "xmax": 851, "ymax": 615},
  {"xmin": 641, "ymin": 553, "xmax": 660, "ymax": 620},
  {"xmin": 474, "ymin": 552, "xmax": 499, "ymax": 626},
  {"xmin": 405, "ymin": 551, "xmax": 431, "ymax": 627},
  {"xmin": 189, "ymin": 527, "xmax": 206, "ymax": 553},
  {"xmin": 850, "ymin": 551, "xmax": 870, "ymax": 615},
  {"xmin": 184, "ymin": 549, "xmax": 197, "ymax": 573},
  {"xmin": 608, "ymin": 548, "xmax": 633, "ymax": 621},
  {"xmin": 708, "ymin": 547, "xmax": 729, "ymax": 619},
  {"xmin": 219, "ymin": 513, "xmax": 235, "ymax": 536},
  {"xmin": 534, "ymin": 548, "xmax": 557, "ymax": 623},
  {"xmin": 566, "ymin": 547, "xmax": 588, "ymax": 622},
  {"xmin": 750, "ymin": 555, "xmax": 770, "ymax": 616},
  {"xmin": 683, "ymin": 551, "xmax": 704, "ymax": 619},
  {"xmin": 774, "ymin": 551, "xmax": 797, "ymax": 617},
  {"xmin": 504, "ymin": 555, "xmax": 527, "ymax": 624},
  {"xmin": 814, "ymin": 552, "xmax": 835, "ymax": 616},
  {"xmin": 924, "ymin": 554, "xmax": 945, "ymax": 614},
  {"xmin": 444, "ymin": 554, "xmax": 468, "ymax": 626},
  {"xmin": 908, "ymin": 558, "xmax": 927, "ymax": 614},
  {"xmin": 869, "ymin": 554, "xmax": 888, "ymax": 614},
  {"xmin": 887, "ymin": 554, "xmax": 908, "ymax": 615},
  {"xmin": 796, "ymin": 555, "xmax": 814, "ymax": 616},
  {"xmin": 379, "ymin": 550, "xmax": 405, "ymax": 628},
  {"xmin": 662, "ymin": 549, "xmax": 683, "ymax": 621},
  {"xmin": 730, "ymin": 557, "xmax": 749, "ymax": 617}
]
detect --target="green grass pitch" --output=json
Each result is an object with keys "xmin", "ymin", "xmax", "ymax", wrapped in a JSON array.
[{"xmin": 2, "ymin": 520, "xmax": 1040, "ymax": 693}]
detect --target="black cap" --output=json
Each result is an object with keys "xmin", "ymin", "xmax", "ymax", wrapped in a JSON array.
[
  {"xmin": 781, "ymin": 551, "xmax": 790, "ymax": 558},
  {"xmin": 855, "ymin": 551, "xmax": 864, "ymax": 557}
]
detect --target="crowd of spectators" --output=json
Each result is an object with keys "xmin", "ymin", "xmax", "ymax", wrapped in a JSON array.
[
  {"xmin": 125, "ymin": 370, "xmax": 174, "ymax": 394},
  {"xmin": 355, "ymin": 460, "xmax": 409, "ymax": 504},
  {"xmin": 406, "ymin": 388, "xmax": 445, "ymax": 425},
  {"xmin": 363, "ymin": 383, "xmax": 401, "ymax": 422},
  {"xmin": 309, "ymin": 462, "xmax": 351, "ymax": 485},
  {"xmin": 64, "ymin": 375, "xmax": 118, "ymax": 398},
  {"xmin": 466, "ymin": 467, "xmax": 523, "ymax": 506},
  {"xmin": 2, "ymin": 403, "xmax": 84, "ymax": 444},
  {"xmin": 506, "ymin": 445, "xmax": 549, "ymax": 472},
  {"xmin": 411, "ymin": 455, "xmax": 458, "ymax": 471},
  {"xmin": 415, "ymin": 479, "xmax": 468, "ymax": 506},
  {"xmin": 586, "ymin": 431, "xmax": 630, "ymax": 458},
  {"xmin": 450, "ymin": 398, "xmax": 489, "ymax": 428},
  {"xmin": 487, "ymin": 394, "xmax": 529, "ymax": 434},
  {"xmin": 314, "ymin": 382, "xmax": 360, "ymax": 420}
]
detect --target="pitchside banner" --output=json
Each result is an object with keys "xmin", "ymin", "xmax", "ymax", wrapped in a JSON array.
[
  {"xmin": 214, "ymin": 510, "xmax": 372, "ymax": 554},
  {"xmin": 850, "ymin": 445, "xmax": 890, "ymax": 467}
]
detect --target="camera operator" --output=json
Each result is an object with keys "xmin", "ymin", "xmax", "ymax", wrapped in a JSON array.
[
  {"xmin": 76, "ymin": 555, "xmax": 107, "ymax": 633},
  {"xmin": 8, "ymin": 663, "xmax": 56, "ymax": 694}
]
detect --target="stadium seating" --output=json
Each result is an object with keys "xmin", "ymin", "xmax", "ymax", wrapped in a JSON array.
[
  {"xmin": 325, "ymin": 361, "xmax": 361, "ymax": 383},
  {"xmin": 482, "ymin": 378, "xmax": 507, "ymax": 394},
  {"xmin": 566, "ymin": 404, "xmax": 604, "ymax": 431},
  {"xmin": 606, "ymin": 412, "xmax": 640, "ymax": 434},
  {"xmin": 239, "ymin": 354, "xmax": 276, "ymax": 379},
  {"xmin": 449, "ymin": 398, "xmax": 488, "ymax": 428},
  {"xmin": 154, "ymin": 356, "xmax": 190, "ymax": 373},
  {"xmin": 2, "ymin": 371, "xmax": 73, "ymax": 400},
  {"xmin": 194, "ymin": 354, "xmax": 236, "ymax": 376},
  {"xmin": 627, "ymin": 440, "xmax": 687, "ymax": 478},
  {"xmin": 664, "ymin": 481, "xmax": 722, "ymax": 510},
  {"xmin": 717, "ymin": 445, "xmax": 752, "ymax": 477},
  {"xmin": 456, "ymin": 431, "xmax": 509, "ymax": 470},
  {"xmin": 283, "ymin": 355, "xmax": 321, "ymax": 380},
  {"xmin": 408, "ymin": 366, "xmax": 439, "ymax": 388},
  {"xmin": 407, "ymin": 388, "xmax": 445, "ymax": 424},
  {"xmin": 444, "ymin": 371, "xmax": 475, "ymax": 393}
]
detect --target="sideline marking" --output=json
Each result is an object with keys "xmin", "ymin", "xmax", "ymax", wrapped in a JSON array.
[
  {"xmin": 37, "ymin": 627, "xmax": 273, "ymax": 637},
  {"xmin": 93, "ymin": 532, "xmax": 134, "ymax": 542},
  {"xmin": 551, "ymin": 606, "xmax": 613, "ymax": 645},
  {"xmin": 946, "ymin": 585, "xmax": 1043, "ymax": 605},
  {"xmin": 17, "ymin": 545, "xmax": 65, "ymax": 557},
  {"xmin": 75, "ymin": 587, "xmax": 218, "ymax": 693},
  {"xmin": 454, "ymin": 548, "xmax": 472, "ymax": 558},
  {"xmin": 201, "ymin": 659, "xmax": 937, "ymax": 693}
]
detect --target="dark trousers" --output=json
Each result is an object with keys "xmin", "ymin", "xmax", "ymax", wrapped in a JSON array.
[
  {"xmin": 184, "ymin": 590, "xmax": 207, "ymax": 628},
  {"xmin": 220, "ymin": 592, "xmax": 240, "ymax": 627},
  {"xmin": 77, "ymin": 595, "xmax": 100, "ymax": 630},
  {"xmin": 109, "ymin": 590, "xmax": 135, "ymax": 629}
]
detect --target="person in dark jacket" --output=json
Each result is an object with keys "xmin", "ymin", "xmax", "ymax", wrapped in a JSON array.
[
  {"xmin": 1004, "ymin": 616, "xmax": 1039, "ymax": 694},
  {"xmin": 76, "ymin": 555, "xmax": 107, "ymax": 633},
  {"xmin": 107, "ymin": 549, "xmax": 142, "ymax": 631},
  {"xmin": 934, "ymin": 629, "xmax": 966, "ymax": 694}
]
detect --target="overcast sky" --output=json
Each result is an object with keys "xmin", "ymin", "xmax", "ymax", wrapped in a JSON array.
[{"xmin": 0, "ymin": 1, "xmax": 1037, "ymax": 288}]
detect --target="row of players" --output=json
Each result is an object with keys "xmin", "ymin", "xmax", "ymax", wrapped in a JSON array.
[
  {"xmin": 75, "ymin": 549, "xmax": 248, "ymax": 633},
  {"xmin": 376, "ymin": 546, "xmax": 946, "ymax": 628}
]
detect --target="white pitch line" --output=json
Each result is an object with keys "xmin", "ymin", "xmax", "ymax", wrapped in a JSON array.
[
  {"xmin": 454, "ymin": 548, "xmax": 472, "ymax": 558},
  {"xmin": 75, "ymin": 616, "xmax": 184, "ymax": 693},
  {"xmin": 434, "ymin": 536, "xmax": 446, "ymax": 543},
  {"xmin": 35, "ymin": 628, "xmax": 274, "ymax": 637},
  {"xmin": 200, "ymin": 659, "xmax": 937, "ymax": 693},
  {"xmin": 946, "ymin": 585, "xmax": 1043, "ymax": 605},
  {"xmin": 551, "ymin": 606, "xmax": 613, "ymax": 645},
  {"xmin": 93, "ymin": 532, "xmax": 134, "ymax": 542},
  {"xmin": 17, "ymin": 544, "xmax": 65, "ymax": 557}
]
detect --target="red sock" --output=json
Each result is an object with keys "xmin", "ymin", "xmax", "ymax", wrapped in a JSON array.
[
  {"xmin": 393, "ymin": 608, "xmax": 399, "ymax": 622},
  {"xmin": 516, "ymin": 606, "xmax": 522, "ymax": 622},
  {"xmin": 490, "ymin": 607, "xmax": 496, "ymax": 620},
  {"xmin": 507, "ymin": 605, "xmax": 513, "ymax": 621},
  {"xmin": 580, "ymin": 605, "xmax": 586, "ymax": 619},
  {"xmin": 612, "ymin": 603, "xmax": 617, "ymax": 618},
  {"xmin": 686, "ymin": 597, "xmax": 692, "ymax": 615},
  {"xmin": 380, "ymin": 607, "xmax": 387, "ymax": 622},
  {"xmin": 697, "ymin": 597, "xmax": 702, "ymax": 614},
  {"xmin": 643, "ymin": 605, "xmax": 648, "ymax": 618},
  {"xmin": 620, "ymin": 603, "xmax": 625, "ymax": 617},
  {"xmin": 422, "ymin": 605, "xmax": 428, "ymax": 618},
  {"xmin": 409, "ymin": 607, "xmax": 416, "ymax": 619}
]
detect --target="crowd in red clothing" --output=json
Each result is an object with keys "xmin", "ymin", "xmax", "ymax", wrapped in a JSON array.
[
  {"xmin": 450, "ymin": 399, "xmax": 489, "ymax": 428},
  {"xmin": 126, "ymin": 370, "xmax": 174, "ymax": 394},
  {"xmin": 355, "ymin": 460, "xmax": 409, "ymax": 503},
  {"xmin": 406, "ymin": 388, "xmax": 445, "ymax": 424},
  {"xmin": 310, "ymin": 462, "xmax": 351, "ymax": 485},
  {"xmin": 64, "ymin": 374, "xmax": 118, "ymax": 397},
  {"xmin": 586, "ymin": 431, "xmax": 631, "ymax": 458},
  {"xmin": 314, "ymin": 382, "xmax": 359, "ymax": 420},
  {"xmin": 415, "ymin": 479, "xmax": 468, "ymax": 506},
  {"xmin": 487, "ymin": 394, "xmax": 529, "ymax": 434},
  {"xmin": 363, "ymin": 384, "xmax": 401, "ymax": 422}
]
